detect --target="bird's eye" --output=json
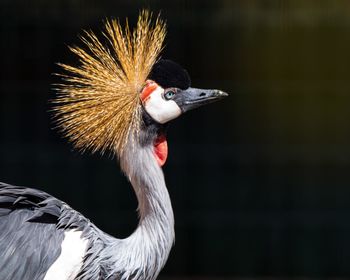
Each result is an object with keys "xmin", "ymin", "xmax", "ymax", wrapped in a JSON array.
[{"xmin": 164, "ymin": 90, "xmax": 176, "ymax": 100}]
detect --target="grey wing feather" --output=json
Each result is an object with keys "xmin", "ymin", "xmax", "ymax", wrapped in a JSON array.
[
  {"xmin": 0, "ymin": 182, "xmax": 66, "ymax": 280},
  {"xmin": 0, "ymin": 182, "xmax": 114, "ymax": 280}
]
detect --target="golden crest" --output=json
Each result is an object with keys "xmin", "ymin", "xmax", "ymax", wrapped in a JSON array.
[{"xmin": 53, "ymin": 10, "xmax": 166, "ymax": 156}]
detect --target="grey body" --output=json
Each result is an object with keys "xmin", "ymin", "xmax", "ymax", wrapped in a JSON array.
[
  {"xmin": 0, "ymin": 184, "xmax": 64, "ymax": 280},
  {"xmin": 0, "ymin": 183, "xmax": 102, "ymax": 279},
  {"xmin": 0, "ymin": 121, "xmax": 174, "ymax": 280}
]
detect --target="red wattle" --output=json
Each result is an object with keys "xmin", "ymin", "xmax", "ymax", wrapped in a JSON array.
[{"xmin": 154, "ymin": 135, "xmax": 168, "ymax": 167}]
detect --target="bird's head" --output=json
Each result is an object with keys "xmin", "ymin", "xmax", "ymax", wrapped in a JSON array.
[
  {"xmin": 138, "ymin": 59, "xmax": 227, "ymax": 166},
  {"xmin": 141, "ymin": 59, "xmax": 227, "ymax": 125}
]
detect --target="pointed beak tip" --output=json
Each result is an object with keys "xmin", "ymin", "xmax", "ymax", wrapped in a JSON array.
[{"xmin": 215, "ymin": 90, "xmax": 229, "ymax": 98}]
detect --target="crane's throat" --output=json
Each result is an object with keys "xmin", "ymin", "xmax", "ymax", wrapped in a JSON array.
[{"xmin": 154, "ymin": 135, "xmax": 168, "ymax": 166}]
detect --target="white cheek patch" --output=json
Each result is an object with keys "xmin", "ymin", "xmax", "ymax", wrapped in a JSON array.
[{"xmin": 143, "ymin": 86, "xmax": 182, "ymax": 124}]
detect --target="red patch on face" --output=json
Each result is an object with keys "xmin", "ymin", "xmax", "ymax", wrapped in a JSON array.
[
  {"xmin": 140, "ymin": 80, "xmax": 158, "ymax": 102},
  {"xmin": 154, "ymin": 134, "xmax": 168, "ymax": 167}
]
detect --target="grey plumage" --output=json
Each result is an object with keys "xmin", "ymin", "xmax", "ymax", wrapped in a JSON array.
[
  {"xmin": 0, "ymin": 183, "xmax": 65, "ymax": 280},
  {"xmin": 0, "ymin": 129, "xmax": 174, "ymax": 280},
  {"xmin": 0, "ymin": 183, "xmax": 104, "ymax": 279}
]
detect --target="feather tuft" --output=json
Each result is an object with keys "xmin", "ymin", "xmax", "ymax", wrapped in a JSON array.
[{"xmin": 52, "ymin": 10, "xmax": 166, "ymax": 156}]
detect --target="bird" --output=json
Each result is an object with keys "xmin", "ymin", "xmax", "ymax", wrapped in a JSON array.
[{"xmin": 0, "ymin": 10, "xmax": 227, "ymax": 280}]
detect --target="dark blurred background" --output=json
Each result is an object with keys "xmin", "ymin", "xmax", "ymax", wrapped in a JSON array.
[{"xmin": 1, "ymin": 0, "xmax": 350, "ymax": 279}]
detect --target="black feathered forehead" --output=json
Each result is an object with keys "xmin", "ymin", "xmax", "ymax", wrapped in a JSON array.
[{"xmin": 148, "ymin": 59, "xmax": 191, "ymax": 90}]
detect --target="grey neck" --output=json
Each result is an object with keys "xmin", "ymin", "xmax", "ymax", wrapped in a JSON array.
[{"xmin": 116, "ymin": 141, "xmax": 175, "ymax": 280}]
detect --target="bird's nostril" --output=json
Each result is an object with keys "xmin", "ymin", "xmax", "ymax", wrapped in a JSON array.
[{"xmin": 199, "ymin": 92, "xmax": 206, "ymax": 97}]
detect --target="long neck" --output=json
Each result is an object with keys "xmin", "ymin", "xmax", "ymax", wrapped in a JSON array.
[{"xmin": 118, "ymin": 139, "xmax": 175, "ymax": 279}]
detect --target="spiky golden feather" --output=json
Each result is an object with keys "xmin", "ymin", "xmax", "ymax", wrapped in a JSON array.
[{"xmin": 53, "ymin": 10, "xmax": 166, "ymax": 156}]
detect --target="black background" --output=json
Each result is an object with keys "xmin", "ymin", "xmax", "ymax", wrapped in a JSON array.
[{"xmin": 1, "ymin": 0, "xmax": 350, "ymax": 279}]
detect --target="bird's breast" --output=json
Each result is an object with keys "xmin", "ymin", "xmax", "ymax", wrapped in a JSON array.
[{"xmin": 43, "ymin": 230, "xmax": 88, "ymax": 280}]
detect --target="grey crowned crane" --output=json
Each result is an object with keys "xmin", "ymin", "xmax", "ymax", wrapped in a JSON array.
[{"xmin": 0, "ymin": 11, "xmax": 227, "ymax": 280}]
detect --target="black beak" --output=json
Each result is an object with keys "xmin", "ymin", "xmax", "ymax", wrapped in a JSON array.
[{"xmin": 173, "ymin": 87, "xmax": 228, "ymax": 113}]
